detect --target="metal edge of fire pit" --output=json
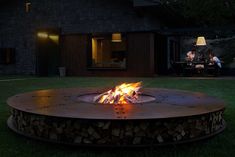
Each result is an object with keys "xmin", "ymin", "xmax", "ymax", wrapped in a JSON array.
[
  {"xmin": 6, "ymin": 87, "xmax": 226, "ymax": 146},
  {"xmin": 6, "ymin": 88, "xmax": 226, "ymax": 120}
]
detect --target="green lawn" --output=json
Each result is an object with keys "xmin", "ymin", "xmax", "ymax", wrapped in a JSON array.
[{"xmin": 0, "ymin": 76, "xmax": 235, "ymax": 157}]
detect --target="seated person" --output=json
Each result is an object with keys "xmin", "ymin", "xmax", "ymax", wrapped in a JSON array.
[
  {"xmin": 185, "ymin": 48, "xmax": 196, "ymax": 62},
  {"xmin": 208, "ymin": 50, "xmax": 222, "ymax": 68}
]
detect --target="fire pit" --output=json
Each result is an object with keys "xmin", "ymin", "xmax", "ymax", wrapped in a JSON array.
[{"xmin": 7, "ymin": 84, "xmax": 226, "ymax": 146}]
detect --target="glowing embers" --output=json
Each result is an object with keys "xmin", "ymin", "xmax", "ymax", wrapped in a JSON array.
[{"xmin": 94, "ymin": 82, "xmax": 142, "ymax": 104}]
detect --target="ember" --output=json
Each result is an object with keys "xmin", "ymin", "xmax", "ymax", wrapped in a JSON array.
[{"xmin": 94, "ymin": 82, "xmax": 142, "ymax": 104}]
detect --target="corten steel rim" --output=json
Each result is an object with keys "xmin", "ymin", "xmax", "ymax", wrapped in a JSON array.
[
  {"xmin": 7, "ymin": 88, "xmax": 226, "ymax": 120},
  {"xmin": 7, "ymin": 87, "xmax": 226, "ymax": 146}
]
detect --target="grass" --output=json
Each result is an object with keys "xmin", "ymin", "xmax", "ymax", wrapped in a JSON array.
[{"xmin": 0, "ymin": 76, "xmax": 235, "ymax": 157}]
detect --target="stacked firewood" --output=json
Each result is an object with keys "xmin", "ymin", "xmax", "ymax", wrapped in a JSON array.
[{"xmin": 11, "ymin": 109, "xmax": 224, "ymax": 146}]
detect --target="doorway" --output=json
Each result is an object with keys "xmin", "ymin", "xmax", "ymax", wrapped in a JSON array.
[{"xmin": 36, "ymin": 30, "xmax": 60, "ymax": 76}]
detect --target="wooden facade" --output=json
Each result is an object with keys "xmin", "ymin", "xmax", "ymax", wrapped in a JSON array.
[
  {"xmin": 60, "ymin": 33, "xmax": 156, "ymax": 77},
  {"xmin": 60, "ymin": 35, "xmax": 89, "ymax": 76}
]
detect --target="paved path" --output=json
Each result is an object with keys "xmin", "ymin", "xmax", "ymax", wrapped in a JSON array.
[
  {"xmin": 0, "ymin": 76, "xmax": 235, "ymax": 82},
  {"xmin": 154, "ymin": 76, "xmax": 235, "ymax": 80},
  {"xmin": 172, "ymin": 76, "xmax": 235, "ymax": 80},
  {"xmin": 0, "ymin": 78, "xmax": 35, "ymax": 82}
]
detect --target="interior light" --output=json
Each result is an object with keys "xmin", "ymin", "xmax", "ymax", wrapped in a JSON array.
[
  {"xmin": 112, "ymin": 33, "xmax": 122, "ymax": 42},
  {"xmin": 37, "ymin": 32, "xmax": 48, "ymax": 38},
  {"xmin": 196, "ymin": 36, "xmax": 207, "ymax": 46}
]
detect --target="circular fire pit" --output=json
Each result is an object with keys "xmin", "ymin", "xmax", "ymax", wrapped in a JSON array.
[{"xmin": 7, "ymin": 88, "xmax": 225, "ymax": 146}]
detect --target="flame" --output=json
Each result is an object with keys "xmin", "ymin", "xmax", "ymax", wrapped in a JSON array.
[{"xmin": 94, "ymin": 82, "xmax": 142, "ymax": 104}]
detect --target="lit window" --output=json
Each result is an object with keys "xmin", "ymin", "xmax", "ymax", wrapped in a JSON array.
[
  {"xmin": 89, "ymin": 33, "xmax": 127, "ymax": 69},
  {"xmin": 25, "ymin": 2, "xmax": 31, "ymax": 13}
]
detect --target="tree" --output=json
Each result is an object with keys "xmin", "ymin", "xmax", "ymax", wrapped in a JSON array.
[{"xmin": 161, "ymin": 0, "xmax": 235, "ymax": 26}]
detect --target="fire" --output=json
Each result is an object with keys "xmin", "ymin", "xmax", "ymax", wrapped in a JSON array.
[{"xmin": 94, "ymin": 82, "xmax": 142, "ymax": 104}]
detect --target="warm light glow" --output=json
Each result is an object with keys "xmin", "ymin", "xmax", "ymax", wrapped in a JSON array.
[
  {"xmin": 37, "ymin": 32, "xmax": 48, "ymax": 38},
  {"xmin": 92, "ymin": 38, "xmax": 98, "ymax": 62},
  {"xmin": 94, "ymin": 82, "xmax": 142, "ymax": 104},
  {"xmin": 49, "ymin": 35, "xmax": 59, "ymax": 44},
  {"xmin": 25, "ymin": 2, "xmax": 31, "ymax": 13},
  {"xmin": 112, "ymin": 33, "xmax": 122, "ymax": 42},
  {"xmin": 196, "ymin": 36, "xmax": 206, "ymax": 46}
]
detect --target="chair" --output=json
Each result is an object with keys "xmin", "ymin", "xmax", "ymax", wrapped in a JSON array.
[
  {"xmin": 184, "ymin": 62, "xmax": 194, "ymax": 76},
  {"xmin": 206, "ymin": 64, "xmax": 220, "ymax": 76},
  {"xmin": 195, "ymin": 64, "xmax": 205, "ymax": 76}
]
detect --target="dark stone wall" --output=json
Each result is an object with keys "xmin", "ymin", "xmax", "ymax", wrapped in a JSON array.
[{"xmin": 0, "ymin": 0, "xmax": 162, "ymax": 75}]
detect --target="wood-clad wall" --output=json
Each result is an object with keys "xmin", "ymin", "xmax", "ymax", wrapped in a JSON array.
[
  {"xmin": 155, "ymin": 34, "xmax": 168, "ymax": 74},
  {"xmin": 60, "ymin": 33, "xmax": 155, "ymax": 77},
  {"xmin": 60, "ymin": 35, "xmax": 89, "ymax": 76},
  {"xmin": 127, "ymin": 33, "xmax": 155, "ymax": 76}
]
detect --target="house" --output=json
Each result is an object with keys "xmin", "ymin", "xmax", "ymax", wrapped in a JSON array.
[{"xmin": 0, "ymin": 0, "xmax": 182, "ymax": 76}]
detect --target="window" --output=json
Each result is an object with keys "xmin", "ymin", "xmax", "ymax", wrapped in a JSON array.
[
  {"xmin": 89, "ymin": 33, "xmax": 127, "ymax": 69},
  {"xmin": 0, "ymin": 48, "xmax": 16, "ymax": 65},
  {"xmin": 25, "ymin": 2, "xmax": 31, "ymax": 13}
]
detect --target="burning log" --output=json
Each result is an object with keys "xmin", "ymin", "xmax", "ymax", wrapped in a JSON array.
[{"xmin": 93, "ymin": 82, "xmax": 142, "ymax": 104}]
